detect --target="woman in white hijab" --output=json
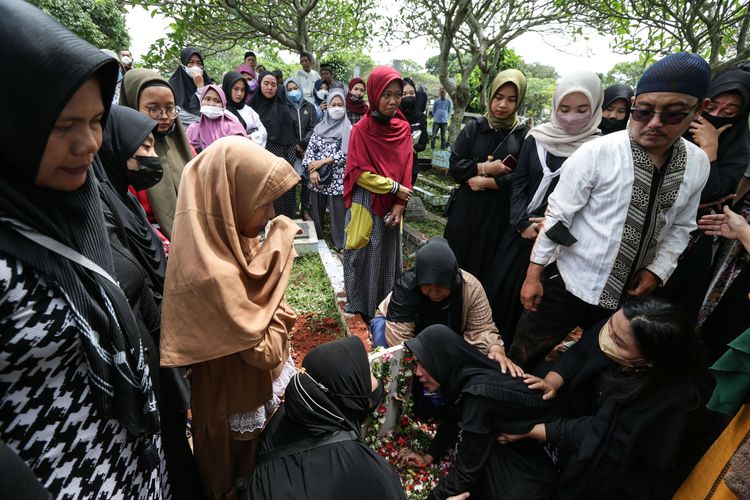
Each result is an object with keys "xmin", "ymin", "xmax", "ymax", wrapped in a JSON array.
[{"xmin": 487, "ymin": 70, "xmax": 603, "ymax": 341}]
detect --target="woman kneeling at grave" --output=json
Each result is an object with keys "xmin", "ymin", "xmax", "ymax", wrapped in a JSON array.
[
  {"xmin": 245, "ymin": 336, "xmax": 406, "ymax": 500},
  {"xmin": 402, "ymin": 297, "xmax": 710, "ymax": 499},
  {"xmin": 371, "ymin": 237, "xmax": 521, "ymax": 377}
]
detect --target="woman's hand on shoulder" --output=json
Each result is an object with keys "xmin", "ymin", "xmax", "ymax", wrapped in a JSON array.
[
  {"xmin": 523, "ymin": 374, "xmax": 558, "ymax": 400},
  {"xmin": 488, "ymin": 345, "xmax": 524, "ymax": 378}
]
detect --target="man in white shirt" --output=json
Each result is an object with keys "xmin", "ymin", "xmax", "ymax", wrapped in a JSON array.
[
  {"xmin": 296, "ymin": 51, "xmax": 321, "ymax": 105},
  {"xmin": 509, "ymin": 52, "xmax": 712, "ymax": 369}
]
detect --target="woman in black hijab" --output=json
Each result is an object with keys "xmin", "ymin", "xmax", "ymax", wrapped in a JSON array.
[
  {"xmin": 222, "ymin": 70, "xmax": 267, "ymax": 145},
  {"xmin": 373, "ymin": 238, "xmax": 517, "ymax": 373},
  {"xmin": 168, "ymin": 46, "xmax": 214, "ymax": 117},
  {"xmin": 94, "ymin": 105, "xmax": 202, "ymax": 498},
  {"xmin": 400, "ymin": 78, "xmax": 429, "ymax": 184},
  {"xmin": 245, "ymin": 336, "xmax": 405, "ymax": 500},
  {"xmin": 599, "ymin": 83, "xmax": 634, "ymax": 134},
  {"xmin": 401, "ymin": 325, "xmax": 553, "ymax": 499},
  {"xmin": 691, "ymin": 67, "xmax": 750, "ymax": 203},
  {"xmin": 251, "ymin": 71, "xmax": 300, "ymax": 218},
  {"xmin": 660, "ymin": 67, "xmax": 750, "ymax": 321},
  {"xmin": 0, "ymin": 1, "xmax": 167, "ymax": 496},
  {"xmin": 497, "ymin": 297, "xmax": 711, "ymax": 499},
  {"xmin": 96, "ymin": 105, "xmax": 167, "ymax": 292}
]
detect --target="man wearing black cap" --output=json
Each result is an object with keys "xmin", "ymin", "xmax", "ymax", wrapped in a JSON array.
[{"xmin": 510, "ymin": 52, "xmax": 712, "ymax": 370}]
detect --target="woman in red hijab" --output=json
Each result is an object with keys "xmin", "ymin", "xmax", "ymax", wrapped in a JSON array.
[
  {"xmin": 343, "ymin": 66, "xmax": 414, "ymax": 322},
  {"xmin": 346, "ymin": 77, "xmax": 369, "ymax": 125}
]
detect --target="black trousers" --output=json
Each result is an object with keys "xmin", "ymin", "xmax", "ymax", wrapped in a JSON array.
[{"xmin": 509, "ymin": 264, "xmax": 611, "ymax": 371}]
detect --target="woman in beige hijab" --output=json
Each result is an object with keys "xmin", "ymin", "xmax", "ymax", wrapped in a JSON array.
[{"xmin": 160, "ymin": 136, "xmax": 301, "ymax": 499}]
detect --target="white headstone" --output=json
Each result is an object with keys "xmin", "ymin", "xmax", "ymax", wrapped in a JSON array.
[{"xmin": 365, "ymin": 344, "xmax": 413, "ymax": 436}]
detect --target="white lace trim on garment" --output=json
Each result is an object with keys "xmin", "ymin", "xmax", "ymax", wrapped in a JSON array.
[{"xmin": 228, "ymin": 355, "xmax": 297, "ymax": 434}]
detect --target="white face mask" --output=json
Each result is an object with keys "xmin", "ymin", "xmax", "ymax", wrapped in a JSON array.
[
  {"xmin": 184, "ymin": 65, "xmax": 203, "ymax": 78},
  {"xmin": 121, "ymin": 56, "xmax": 133, "ymax": 66},
  {"xmin": 328, "ymin": 107, "xmax": 345, "ymax": 120},
  {"xmin": 200, "ymin": 105, "xmax": 224, "ymax": 120},
  {"xmin": 316, "ymin": 89, "xmax": 329, "ymax": 100}
]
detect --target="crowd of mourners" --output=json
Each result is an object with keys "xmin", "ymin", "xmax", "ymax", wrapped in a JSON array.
[{"xmin": 2, "ymin": 1, "xmax": 750, "ymax": 499}]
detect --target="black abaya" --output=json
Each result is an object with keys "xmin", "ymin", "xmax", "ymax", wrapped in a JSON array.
[
  {"xmin": 443, "ymin": 117, "xmax": 527, "ymax": 288},
  {"xmin": 404, "ymin": 326, "xmax": 552, "ymax": 500},
  {"xmin": 485, "ymin": 136, "xmax": 566, "ymax": 341},
  {"xmin": 543, "ymin": 323, "xmax": 710, "ymax": 499},
  {"xmin": 95, "ymin": 107, "xmax": 200, "ymax": 498},
  {"xmin": 245, "ymin": 337, "xmax": 405, "ymax": 500},
  {"xmin": 660, "ymin": 69, "xmax": 750, "ymax": 319},
  {"xmin": 401, "ymin": 107, "xmax": 428, "ymax": 184}
]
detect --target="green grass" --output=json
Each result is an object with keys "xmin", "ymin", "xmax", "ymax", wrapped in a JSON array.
[
  {"xmin": 416, "ymin": 166, "xmax": 454, "ymax": 191},
  {"xmin": 286, "ymin": 253, "xmax": 339, "ymax": 319},
  {"xmin": 406, "ymin": 218, "xmax": 446, "ymax": 240}
]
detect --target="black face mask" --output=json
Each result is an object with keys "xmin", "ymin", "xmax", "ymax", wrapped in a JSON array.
[
  {"xmin": 349, "ymin": 94, "xmax": 362, "ymax": 102},
  {"xmin": 400, "ymin": 96, "xmax": 416, "ymax": 112},
  {"xmin": 127, "ymin": 156, "xmax": 163, "ymax": 191},
  {"xmin": 701, "ymin": 111, "xmax": 737, "ymax": 130},
  {"xmin": 599, "ymin": 117, "xmax": 628, "ymax": 135},
  {"xmin": 368, "ymin": 378, "xmax": 386, "ymax": 412},
  {"xmin": 371, "ymin": 110, "xmax": 392, "ymax": 124}
]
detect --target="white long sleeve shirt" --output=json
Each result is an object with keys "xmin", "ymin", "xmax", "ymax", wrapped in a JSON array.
[
  {"xmin": 296, "ymin": 68, "xmax": 321, "ymax": 105},
  {"xmin": 235, "ymin": 105, "xmax": 267, "ymax": 148},
  {"xmin": 530, "ymin": 130, "xmax": 710, "ymax": 305}
]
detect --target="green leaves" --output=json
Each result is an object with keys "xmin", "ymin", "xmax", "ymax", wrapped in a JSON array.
[
  {"xmin": 572, "ymin": 0, "xmax": 750, "ymax": 73},
  {"xmin": 127, "ymin": 0, "xmax": 381, "ymax": 73},
  {"xmin": 30, "ymin": 0, "xmax": 130, "ymax": 49}
]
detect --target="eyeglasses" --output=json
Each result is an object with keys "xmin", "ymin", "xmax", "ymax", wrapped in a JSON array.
[
  {"xmin": 630, "ymin": 106, "xmax": 697, "ymax": 125},
  {"xmin": 145, "ymin": 107, "xmax": 177, "ymax": 119}
]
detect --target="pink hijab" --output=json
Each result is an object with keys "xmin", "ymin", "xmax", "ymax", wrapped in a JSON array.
[
  {"xmin": 237, "ymin": 64, "xmax": 257, "ymax": 103},
  {"xmin": 186, "ymin": 84, "xmax": 247, "ymax": 151}
]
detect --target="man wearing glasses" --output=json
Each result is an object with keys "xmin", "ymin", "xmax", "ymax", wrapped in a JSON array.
[{"xmin": 509, "ymin": 52, "xmax": 712, "ymax": 370}]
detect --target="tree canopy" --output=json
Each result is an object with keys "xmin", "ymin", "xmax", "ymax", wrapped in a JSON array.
[
  {"xmin": 128, "ymin": 0, "xmax": 380, "ymax": 72},
  {"xmin": 601, "ymin": 61, "xmax": 648, "ymax": 88},
  {"xmin": 571, "ymin": 0, "xmax": 750, "ymax": 74},
  {"xmin": 29, "ymin": 0, "xmax": 130, "ymax": 50}
]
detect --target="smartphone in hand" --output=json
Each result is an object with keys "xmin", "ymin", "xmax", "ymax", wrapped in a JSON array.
[{"xmin": 502, "ymin": 154, "xmax": 518, "ymax": 170}]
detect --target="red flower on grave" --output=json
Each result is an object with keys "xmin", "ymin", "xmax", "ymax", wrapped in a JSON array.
[{"xmin": 377, "ymin": 405, "xmax": 387, "ymax": 414}]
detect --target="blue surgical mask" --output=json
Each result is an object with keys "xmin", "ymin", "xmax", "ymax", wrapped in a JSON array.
[{"xmin": 288, "ymin": 89, "xmax": 302, "ymax": 102}]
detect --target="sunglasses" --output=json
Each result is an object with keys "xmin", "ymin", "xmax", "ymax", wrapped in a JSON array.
[{"xmin": 630, "ymin": 105, "xmax": 698, "ymax": 125}]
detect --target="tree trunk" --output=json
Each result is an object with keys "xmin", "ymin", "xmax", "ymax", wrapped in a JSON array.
[{"xmin": 448, "ymin": 83, "xmax": 471, "ymax": 144}]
